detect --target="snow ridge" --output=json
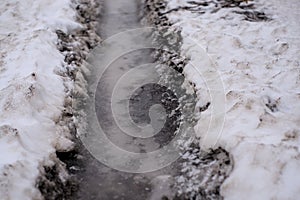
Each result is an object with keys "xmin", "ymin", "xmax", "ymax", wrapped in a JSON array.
[
  {"xmin": 165, "ymin": 0, "xmax": 300, "ymax": 199},
  {"xmin": 143, "ymin": 0, "xmax": 233, "ymax": 199},
  {"xmin": 144, "ymin": 0, "xmax": 300, "ymax": 199},
  {"xmin": 0, "ymin": 0, "xmax": 99, "ymax": 199}
]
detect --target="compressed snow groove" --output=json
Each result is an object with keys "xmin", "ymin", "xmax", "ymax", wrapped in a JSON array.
[
  {"xmin": 36, "ymin": 0, "xmax": 101, "ymax": 199},
  {"xmin": 142, "ymin": 0, "xmax": 233, "ymax": 199}
]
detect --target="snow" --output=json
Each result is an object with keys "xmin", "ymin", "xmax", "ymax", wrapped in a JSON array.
[
  {"xmin": 1, "ymin": 0, "xmax": 298, "ymax": 198},
  {"xmin": 0, "ymin": 0, "xmax": 81, "ymax": 199},
  {"xmin": 164, "ymin": 0, "xmax": 300, "ymax": 199}
]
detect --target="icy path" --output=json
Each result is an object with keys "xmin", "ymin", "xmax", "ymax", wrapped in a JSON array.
[{"xmin": 70, "ymin": 0, "xmax": 187, "ymax": 199}]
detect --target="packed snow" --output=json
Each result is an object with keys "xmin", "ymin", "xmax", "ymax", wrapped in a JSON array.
[
  {"xmin": 0, "ymin": 0, "xmax": 82, "ymax": 199},
  {"xmin": 164, "ymin": 0, "xmax": 300, "ymax": 199}
]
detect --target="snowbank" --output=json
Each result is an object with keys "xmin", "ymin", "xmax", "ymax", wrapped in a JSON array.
[
  {"xmin": 0, "ymin": 0, "xmax": 84, "ymax": 199},
  {"xmin": 163, "ymin": 0, "xmax": 300, "ymax": 199}
]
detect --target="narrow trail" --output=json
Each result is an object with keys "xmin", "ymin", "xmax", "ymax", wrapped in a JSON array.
[{"xmin": 70, "ymin": 0, "xmax": 184, "ymax": 199}]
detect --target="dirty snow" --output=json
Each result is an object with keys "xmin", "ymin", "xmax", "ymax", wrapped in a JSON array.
[
  {"xmin": 164, "ymin": 0, "xmax": 300, "ymax": 199},
  {"xmin": 0, "ymin": 0, "xmax": 81, "ymax": 199}
]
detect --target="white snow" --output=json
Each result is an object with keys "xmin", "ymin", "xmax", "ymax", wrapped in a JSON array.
[
  {"xmin": 0, "ymin": 0, "xmax": 81, "ymax": 199},
  {"xmin": 165, "ymin": 0, "xmax": 300, "ymax": 199}
]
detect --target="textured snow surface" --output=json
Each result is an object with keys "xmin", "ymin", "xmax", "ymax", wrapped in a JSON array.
[
  {"xmin": 0, "ymin": 0, "xmax": 80, "ymax": 199},
  {"xmin": 165, "ymin": 0, "xmax": 300, "ymax": 199}
]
